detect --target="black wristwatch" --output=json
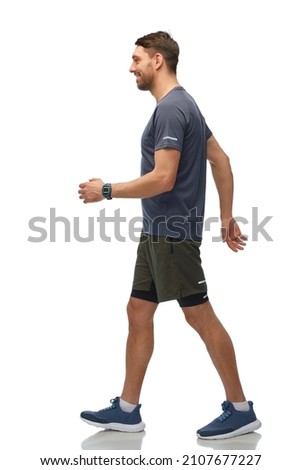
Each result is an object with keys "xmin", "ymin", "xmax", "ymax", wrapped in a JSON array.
[{"xmin": 102, "ymin": 183, "xmax": 112, "ymax": 200}]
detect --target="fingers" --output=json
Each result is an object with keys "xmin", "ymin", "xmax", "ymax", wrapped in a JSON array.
[
  {"xmin": 78, "ymin": 184, "xmax": 85, "ymax": 198},
  {"xmin": 221, "ymin": 225, "xmax": 248, "ymax": 252},
  {"xmin": 234, "ymin": 235, "xmax": 248, "ymax": 245},
  {"xmin": 236, "ymin": 234, "xmax": 248, "ymax": 242},
  {"xmin": 78, "ymin": 182, "xmax": 89, "ymax": 203},
  {"xmin": 221, "ymin": 219, "xmax": 248, "ymax": 252},
  {"xmin": 78, "ymin": 179, "xmax": 103, "ymax": 204},
  {"xmin": 225, "ymin": 234, "xmax": 248, "ymax": 252}
]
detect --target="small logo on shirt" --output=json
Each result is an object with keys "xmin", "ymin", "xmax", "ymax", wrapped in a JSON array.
[
  {"xmin": 163, "ymin": 136, "xmax": 178, "ymax": 141},
  {"xmin": 198, "ymin": 280, "xmax": 206, "ymax": 285}
]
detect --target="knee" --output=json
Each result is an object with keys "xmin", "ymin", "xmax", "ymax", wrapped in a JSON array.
[
  {"xmin": 182, "ymin": 302, "xmax": 213, "ymax": 334},
  {"xmin": 126, "ymin": 297, "xmax": 155, "ymax": 329},
  {"xmin": 126, "ymin": 297, "xmax": 139, "ymax": 321},
  {"xmin": 183, "ymin": 309, "xmax": 200, "ymax": 330}
]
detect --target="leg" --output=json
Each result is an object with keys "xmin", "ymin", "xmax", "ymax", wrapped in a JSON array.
[
  {"xmin": 182, "ymin": 300, "xmax": 245, "ymax": 402},
  {"xmin": 80, "ymin": 295, "xmax": 156, "ymax": 432},
  {"xmin": 121, "ymin": 296, "xmax": 158, "ymax": 404}
]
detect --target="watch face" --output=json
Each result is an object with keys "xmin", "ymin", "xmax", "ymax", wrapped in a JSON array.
[{"xmin": 103, "ymin": 184, "xmax": 112, "ymax": 199}]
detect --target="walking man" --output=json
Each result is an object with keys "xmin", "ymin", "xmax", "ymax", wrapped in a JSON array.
[{"xmin": 78, "ymin": 31, "xmax": 261, "ymax": 439}]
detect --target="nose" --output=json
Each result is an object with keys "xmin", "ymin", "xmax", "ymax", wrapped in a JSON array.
[{"xmin": 129, "ymin": 61, "xmax": 136, "ymax": 73}]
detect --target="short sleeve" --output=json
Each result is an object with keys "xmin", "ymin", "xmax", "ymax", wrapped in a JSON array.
[
  {"xmin": 205, "ymin": 123, "xmax": 212, "ymax": 140},
  {"xmin": 153, "ymin": 102, "xmax": 185, "ymax": 152}
]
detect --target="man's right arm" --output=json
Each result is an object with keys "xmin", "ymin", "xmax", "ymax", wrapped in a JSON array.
[{"xmin": 78, "ymin": 147, "xmax": 181, "ymax": 203}]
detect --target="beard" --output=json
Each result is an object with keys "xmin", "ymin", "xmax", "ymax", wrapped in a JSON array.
[
  {"xmin": 137, "ymin": 82, "xmax": 149, "ymax": 91},
  {"xmin": 136, "ymin": 73, "xmax": 153, "ymax": 91}
]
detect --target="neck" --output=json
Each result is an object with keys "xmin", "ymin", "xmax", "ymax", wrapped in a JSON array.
[{"xmin": 151, "ymin": 77, "xmax": 181, "ymax": 102}]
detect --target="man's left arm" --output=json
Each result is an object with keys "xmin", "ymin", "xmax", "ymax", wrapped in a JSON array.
[{"xmin": 207, "ymin": 135, "xmax": 247, "ymax": 252}]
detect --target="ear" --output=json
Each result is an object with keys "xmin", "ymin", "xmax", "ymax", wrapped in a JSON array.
[{"xmin": 154, "ymin": 53, "xmax": 164, "ymax": 69}]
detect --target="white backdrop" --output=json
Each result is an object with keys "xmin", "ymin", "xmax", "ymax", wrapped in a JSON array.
[{"xmin": 1, "ymin": 0, "xmax": 300, "ymax": 468}]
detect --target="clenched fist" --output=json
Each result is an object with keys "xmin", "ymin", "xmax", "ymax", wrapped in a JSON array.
[{"xmin": 78, "ymin": 178, "xmax": 105, "ymax": 204}]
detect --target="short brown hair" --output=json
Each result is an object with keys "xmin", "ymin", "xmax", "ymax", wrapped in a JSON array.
[{"xmin": 135, "ymin": 31, "xmax": 179, "ymax": 74}]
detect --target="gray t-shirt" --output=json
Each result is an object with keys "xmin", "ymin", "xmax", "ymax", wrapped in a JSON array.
[{"xmin": 141, "ymin": 86, "xmax": 212, "ymax": 241}]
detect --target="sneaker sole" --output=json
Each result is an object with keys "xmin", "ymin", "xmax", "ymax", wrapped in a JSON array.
[
  {"xmin": 81, "ymin": 417, "xmax": 146, "ymax": 433},
  {"xmin": 197, "ymin": 419, "xmax": 261, "ymax": 440}
]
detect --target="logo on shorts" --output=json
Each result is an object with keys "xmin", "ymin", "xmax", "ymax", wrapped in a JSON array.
[{"xmin": 198, "ymin": 280, "xmax": 206, "ymax": 285}]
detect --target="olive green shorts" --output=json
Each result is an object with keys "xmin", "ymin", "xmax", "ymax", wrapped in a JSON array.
[{"xmin": 131, "ymin": 233, "xmax": 209, "ymax": 307}]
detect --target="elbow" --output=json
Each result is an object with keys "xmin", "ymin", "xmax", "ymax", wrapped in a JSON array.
[
  {"xmin": 209, "ymin": 153, "xmax": 231, "ymax": 167},
  {"xmin": 224, "ymin": 154, "xmax": 231, "ymax": 168},
  {"xmin": 209, "ymin": 154, "xmax": 232, "ymax": 173},
  {"xmin": 161, "ymin": 176, "xmax": 176, "ymax": 193},
  {"xmin": 153, "ymin": 170, "xmax": 176, "ymax": 194}
]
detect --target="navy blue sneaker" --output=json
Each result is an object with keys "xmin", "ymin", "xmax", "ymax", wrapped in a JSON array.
[
  {"xmin": 80, "ymin": 397, "xmax": 145, "ymax": 432},
  {"xmin": 197, "ymin": 401, "xmax": 261, "ymax": 439}
]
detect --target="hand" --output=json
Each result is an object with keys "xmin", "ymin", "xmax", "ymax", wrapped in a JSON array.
[
  {"xmin": 78, "ymin": 178, "xmax": 105, "ymax": 203},
  {"xmin": 221, "ymin": 217, "xmax": 248, "ymax": 252}
]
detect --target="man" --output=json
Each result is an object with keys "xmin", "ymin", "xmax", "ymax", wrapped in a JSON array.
[{"xmin": 78, "ymin": 31, "xmax": 261, "ymax": 439}]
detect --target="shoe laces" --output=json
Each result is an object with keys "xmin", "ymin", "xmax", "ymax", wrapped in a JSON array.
[
  {"xmin": 103, "ymin": 397, "xmax": 118, "ymax": 411},
  {"xmin": 218, "ymin": 401, "xmax": 232, "ymax": 422}
]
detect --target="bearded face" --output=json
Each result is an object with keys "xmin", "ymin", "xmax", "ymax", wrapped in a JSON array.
[{"xmin": 130, "ymin": 46, "xmax": 156, "ymax": 92}]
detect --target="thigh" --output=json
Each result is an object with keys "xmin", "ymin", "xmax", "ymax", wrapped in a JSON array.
[
  {"xmin": 173, "ymin": 239, "xmax": 207, "ymax": 296},
  {"xmin": 154, "ymin": 237, "xmax": 208, "ymax": 306},
  {"xmin": 131, "ymin": 234, "xmax": 159, "ymax": 304}
]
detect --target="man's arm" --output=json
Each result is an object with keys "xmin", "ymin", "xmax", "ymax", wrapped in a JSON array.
[
  {"xmin": 207, "ymin": 135, "xmax": 247, "ymax": 252},
  {"xmin": 78, "ymin": 148, "xmax": 181, "ymax": 202}
]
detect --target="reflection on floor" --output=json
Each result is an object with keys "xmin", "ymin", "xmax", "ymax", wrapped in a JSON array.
[
  {"xmin": 197, "ymin": 432, "xmax": 262, "ymax": 450},
  {"xmin": 81, "ymin": 429, "xmax": 261, "ymax": 451},
  {"xmin": 81, "ymin": 430, "xmax": 146, "ymax": 450}
]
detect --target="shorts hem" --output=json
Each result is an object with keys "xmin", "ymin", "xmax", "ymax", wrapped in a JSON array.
[
  {"xmin": 178, "ymin": 293, "xmax": 209, "ymax": 307},
  {"xmin": 131, "ymin": 289, "xmax": 159, "ymax": 304},
  {"xmin": 130, "ymin": 290, "xmax": 209, "ymax": 308}
]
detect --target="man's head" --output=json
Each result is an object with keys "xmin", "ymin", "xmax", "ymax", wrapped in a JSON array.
[
  {"xmin": 129, "ymin": 31, "xmax": 179, "ymax": 92},
  {"xmin": 135, "ymin": 31, "xmax": 179, "ymax": 74}
]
